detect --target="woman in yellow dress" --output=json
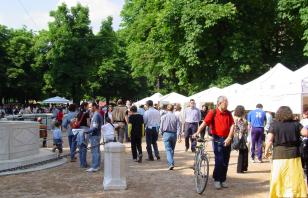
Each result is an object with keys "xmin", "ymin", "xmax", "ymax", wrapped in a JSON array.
[{"xmin": 265, "ymin": 106, "xmax": 308, "ymax": 198}]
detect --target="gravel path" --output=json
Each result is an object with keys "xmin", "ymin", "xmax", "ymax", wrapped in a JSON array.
[{"xmin": 0, "ymin": 137, "xmax": 271, "ymax": 198}]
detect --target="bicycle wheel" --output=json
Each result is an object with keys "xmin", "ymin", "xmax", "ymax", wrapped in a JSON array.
[{"xmin": 194, "ymin": 153, "xmax": 209, "ymax": 194}]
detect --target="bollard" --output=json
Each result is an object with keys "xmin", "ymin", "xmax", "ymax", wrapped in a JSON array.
[{"xmin": 103, "ymin": 142, "xmax": 127, "ymax": 190}]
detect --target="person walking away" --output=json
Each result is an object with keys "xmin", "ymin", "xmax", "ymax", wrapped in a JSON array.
[
  {"xmin": 112, "ymin": 99, "xmax": 128, "ymax": 143},
  {"xmin": 143, "ymin": 100, "xmax": 161, "ymax": 161},
  {"xmin": 264, "ymin": 106, "xmax": 308, "ymax": 197},
  {"xmin": 193, "ymin": 96, "xmax": 234, "ymax": 190},
  {"xmin": 233, "ymin": 105, "xmax": 249, "ymax": 173},
  {"xmin": 128, "ymin": 105, "xmax": 144, "ymax": 163},
  {"xmin": 183, "ymin": 99, "xmax": 201, "ymax": 152},
  {"xmin": 62, "ymin": 104, "xmax": 78, "ymax": 162},
  {"xmin": 37, "ymin": 117, "xmax": 47, "ymax": 147},
  {"xmin": 86, "ymin": 102, "xmax": 103, "ymax": 172},
  {"xmin": 52, "ymin": 121, "xmax": 63, "ymax": 157},
  {"xmin": 247, "ymin": 104, "xmax": 267, "ymax": 163},
  {"xmin": 160, "ymin": 104, "xmax": 181, "ymax": 170}
]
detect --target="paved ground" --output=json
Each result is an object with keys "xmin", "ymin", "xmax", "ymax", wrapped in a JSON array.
[{"xmin": 0, "ymin": 136, "xmax": 272, "ymax": 198}]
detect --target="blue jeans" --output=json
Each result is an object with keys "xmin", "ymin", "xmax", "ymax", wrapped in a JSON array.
[
  {"xmin": 68, "ymin": 135, "xmax": 77, "ymax": 160},
  {"xmin": 163, "ymin": 132, "xmax": 177, "ymax": 166},
  {"xmin": 212, "ymin": 136, "xmax": 231, "ymax": 182},
  {"xmin": 78, "ymin": 144, "xmax": 87, "ymax": 168},
  {"xmin": 146, "ymin": 127, "xmax": 159, "ymax": 159},
  {"xmin": 89, "ymin": 135, "xmax": 101, "ymax": 169}
]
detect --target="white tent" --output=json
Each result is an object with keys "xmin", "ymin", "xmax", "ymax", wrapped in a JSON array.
[
  {"xmin": 266, "ymin": 64, "xmax": 308, "ymax": 113},
  {"xmin": 149, "ymin": 93, "xmax": 163, "ymax": 104},
  {"xmin": 160, "ymin": 92, "xmax": 188, "ymax": 104},
  {"xmin": 190, "ymin": 87, "xmax": 221, "ymax": 100},
  {"xmin": 134, "ymin": 92, "xmax": 163, "ymax": 106},
  {"xmin": 134, "ymin": 97, "xmax": 149, "ymax": 106},
  {"xmin": 42, "ymin": 96, "xmax": 69, "ymax": 104}
]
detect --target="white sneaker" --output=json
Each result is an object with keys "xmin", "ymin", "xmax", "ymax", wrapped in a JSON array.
[
  {"xmin": 86, "ymin": 168, "xmax": 99, "ymax": 172},
  {"xmin": 221, "ymin": 182, "xmax": 228, "ymax": 188},
  {"xmin": 214, "ymin": 181, "xmax": 222, "ymax": 190},
  {"xmin": 250, "ymin": 159, "xmax": 256, "ymax": 163}
]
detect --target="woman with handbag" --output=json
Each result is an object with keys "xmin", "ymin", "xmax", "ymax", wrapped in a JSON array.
[
  {"xmin": 233, "ymin": 105, "xmax": 249, "ymax": 173},
  {"xmin": 264, "ymin": 106, "xmax": 308, "ymax": 197}
]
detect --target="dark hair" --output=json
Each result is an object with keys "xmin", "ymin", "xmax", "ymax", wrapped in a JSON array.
[
  {"xmin": 276, "ymin": 106, "xmax": 293, "ymax": 122},
  {"xmin": 54, "ymin": 120, "xmax": 60, "ymax": 128},
  {"xmin": 190, "ymin": 99, "xmax": 195, "ymax": 102},
  {"xmin": 68, "ymin": 104, "xmax": 76, "ymax": 112},
  {"xmin": 117, "ymin": 99, "xmax": 124, "ymax": 105},
  {"xmin": 105, "ymin": 117, "xmax": 111, "ymax": 123},
  {"xmin": 256, "ymin": 104, "xmax": 263, "ymax": 108},
  {"xmin": 234, "ymin": 105, "xmax": 245, "ymax": 117},
  {"xmin": 91, "ymin": 102, "xmax": 99, "ymax": 108},
  {"xmin": 130, "ymin": 105, "xmax": 137, "ymax": 112},
  {"xmin": 146, "ymin": 100, "xmax": 153, "ymax": 107}
]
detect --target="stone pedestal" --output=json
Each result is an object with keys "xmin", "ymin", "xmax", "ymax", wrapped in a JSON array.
[
  {"xmin": 0, "ymin": 121, "xmax": 40, "ymax": 160},
  {"xmin": 103, "ymin": 142, "xmax": 127, "ymax": 190},
  {"xmin": 0, "ymin": 121, "xmax": 60, "ymax": 173}
]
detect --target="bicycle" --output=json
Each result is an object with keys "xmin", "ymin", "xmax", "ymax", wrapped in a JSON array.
[{"xmin": 194, "ymin": 138, "xmax": 210, "ymax": 194}]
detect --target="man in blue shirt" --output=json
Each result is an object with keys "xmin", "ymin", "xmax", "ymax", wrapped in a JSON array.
[
  {"xmin": 247, "ymin": 104, "xmax": 267, "ymax": 163},
  {"xmin": 86, "ymin": 102, "xmax": 103, "ymax": 172}
]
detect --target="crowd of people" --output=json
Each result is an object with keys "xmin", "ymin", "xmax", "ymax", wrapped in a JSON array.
[{"xmin": 2, "ymin": 95, "xmax": 308, "ymax": 197}]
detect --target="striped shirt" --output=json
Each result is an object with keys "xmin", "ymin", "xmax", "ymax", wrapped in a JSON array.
[{"xmin": 160, "ymin": 112, "xmax": 181, "ymax": 136}]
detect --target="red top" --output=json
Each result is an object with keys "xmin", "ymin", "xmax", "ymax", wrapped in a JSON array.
[
  {"xmin": 99, "ymin": 110, "xmax": 105, "ymax": 118},
  {"xmin": 56, "ymin": 111, "xmax": 63, "ymax": 121},
  {"xmin": 204, "ymin": 108, "xmax": 234, "ymax": 138}
]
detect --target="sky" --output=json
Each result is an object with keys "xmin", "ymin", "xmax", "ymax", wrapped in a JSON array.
[{"xmin": 0, "ymin": 0, "xmax": 125, "ymax": 33}]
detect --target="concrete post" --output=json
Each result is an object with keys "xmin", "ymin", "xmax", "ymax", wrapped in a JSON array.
[{"xmin": 103, "ymin": 142, "xmax": 127, "ymax": 190}]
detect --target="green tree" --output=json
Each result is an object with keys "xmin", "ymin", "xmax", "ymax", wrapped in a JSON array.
[
  {"xmin": 5, "ymin": 28, "xmax": 42, "ymax": 103},
  {"xmin": 44, "ymin": 3, "xmax": 94, "ymax": 103},
  {"xmin": 89, "ymin": 17, "xmax": 145, "ymax": 103},
  {"xmin": 0, "ymin": 25, "xmax": 11, "ymax": 104}
]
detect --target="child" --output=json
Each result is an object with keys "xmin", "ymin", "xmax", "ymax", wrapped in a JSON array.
[
  {"xmin": 52, "ymin": 121, "xmax": 63, "ymax": 156},
  {"xmin": 76, "ymin": 129, "xmax": 88, "ymax": 168},
  {"xmin": 101, "ymin": 117, "xmax": 117, "ymax": 143}
]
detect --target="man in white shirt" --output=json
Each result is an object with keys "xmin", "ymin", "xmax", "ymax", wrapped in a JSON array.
[
  {"xmin": 183, "ymin": 99, "xmax": 201, "ymax": 152},
  {"xmin": 143, "ymin": 100, "xmax": 161, "ymax": 161}
]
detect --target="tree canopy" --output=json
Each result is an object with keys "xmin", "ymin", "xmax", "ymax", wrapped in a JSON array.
[{"xmin": 0, "ymin": 1, "xmax": 308, "ymax": 104}]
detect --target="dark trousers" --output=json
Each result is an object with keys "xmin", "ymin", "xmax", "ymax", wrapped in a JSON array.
[
  {"xmin": 237, "ymin": 148, "xmax": 248, "ymax": 173},
  {"xmin": 184, "ymin": 122, "xmax": 198, "ymax": 151},
  {"xmin": 131, "ymin": 135, "xmax": 142, "ymax": 159},
  {"xmin": 146, "ymin": 127, "xmax": 159, "ymax": 159},
  {"xmin": 251, "ymin": 127, "xmax": 264, "ymax": 160},
  {"xmin": 212, "ymin": 136, "xmax": 231, "ymax": 182},
  {"xmin": 68, "ymin": 135, "xmax": 77, "ymax": 160}
]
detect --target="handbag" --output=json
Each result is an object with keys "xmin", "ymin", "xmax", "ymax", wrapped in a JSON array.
[
  {"xmin": 232, "ymin": 119, "xmax": 247, "ymax": 150},
  {"xmin": 231, "ymin": 133, "xmax": 241, "ymax": 150}
]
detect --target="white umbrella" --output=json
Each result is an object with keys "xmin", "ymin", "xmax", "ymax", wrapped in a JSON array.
[{"xmin": 42, "ymin": 96, "xmax": 69, "ymax": 104}]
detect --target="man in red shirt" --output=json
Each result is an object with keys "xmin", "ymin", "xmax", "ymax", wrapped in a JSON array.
[{"xmin": 193, "ymin": 96, "xmax": 234, "ymax": 190}]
